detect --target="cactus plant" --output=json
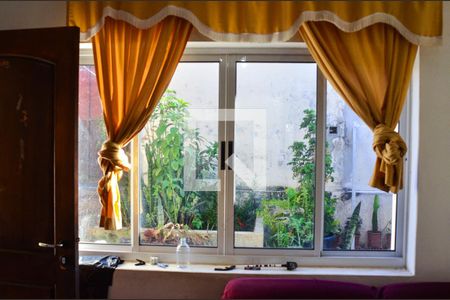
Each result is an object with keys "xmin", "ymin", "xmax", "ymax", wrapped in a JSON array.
[
  {"xmin": 372, "ymin": 195, "xmax": 380, "ymax": 232},
  {"xmin": 368, "ymin": 195, "xmax": 382, "ymax": 249}
]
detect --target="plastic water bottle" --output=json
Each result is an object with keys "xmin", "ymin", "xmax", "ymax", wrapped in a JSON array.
[{"xmin": 176, "ymin": 237, "xmax": 190, "ymax": 268}]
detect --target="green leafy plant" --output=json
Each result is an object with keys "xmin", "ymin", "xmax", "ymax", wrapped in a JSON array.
[
  {"xmin": 289, "ymin": 109, "xmax": 339, "ymax": 237},
  {"xmin": 140, "ymin": 90, "xmax": 218, "ymax": 231},
  {"xmin": 119, "ymin": 172, "xmax": 130, "ymax": 228},
  {"xmin": 258, "ymin": 187, "xmax": 313, "ymax": 247},
  {"xmin": 372, "ymin": 194, "xmax": 380, "ymax": 232},
  {"xmin": 234, "ymin": 194, "xmax": 257, "ymax": 231},
  {"xmin": 340, "ymin": 202, "xmax": 362, "ymax": 250},
  {"xmin": 258, "ymin": 109, "xmax": 339, "ymax": 248}
]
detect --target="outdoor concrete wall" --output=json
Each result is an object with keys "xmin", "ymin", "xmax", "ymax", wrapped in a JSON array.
[
  {"xmin": 1, "ymin": 1, "xmax": 449, "ymax": 298},
  {"xmin": 168, "ymin": 62, "xmax": 317, "ymax": 189}
]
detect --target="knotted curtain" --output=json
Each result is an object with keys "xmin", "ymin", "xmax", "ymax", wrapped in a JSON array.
[
  {"xmin": 94, "ymin": 16, "xmax": 192, "ymax": 229},
  {"xmin": 299, "ymin": 22, "xmax": 417, "ymax": 193}
]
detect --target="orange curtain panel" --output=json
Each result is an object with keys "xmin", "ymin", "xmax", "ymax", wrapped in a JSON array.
[
  {"xmin": 94, "ymin": 17, "xmax": 192, "ymax": 230},
  {"xmin": 299, "ymin": 22, "xmax": 417, "ymax": 193},
  {"xmin": 68, "ymin": 1, "xmax": 442, "ymax": 45}
]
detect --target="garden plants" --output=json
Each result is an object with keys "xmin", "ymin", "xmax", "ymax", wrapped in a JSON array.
[
  {"xmin": 258, "ymin": 109, "xmax": 339, "ymax": 248},
  {"xmin": 140, "ymin": 90, "xmax": 218, "ymax": 237}
]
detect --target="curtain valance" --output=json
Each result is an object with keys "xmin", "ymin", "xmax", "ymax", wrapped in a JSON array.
[{"xmin": 68, "ymin": 1, "xmax": 442, "ymax": 45}]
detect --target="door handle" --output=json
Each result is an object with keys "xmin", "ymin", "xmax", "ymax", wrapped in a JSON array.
[
  {"xmin": 227, "ymin": 141, "xmax": 234, "ymax": 170},
  {"xmin": 220, "ymin": 141, "xmax": 235, "ymax": 171},
  {"xmin": 220, "ymin": 141, "xmax": 226, "ymax": 170},
  {"xmin": 38, "ymin": 241, "xmax": 64, "ymax": 248}
]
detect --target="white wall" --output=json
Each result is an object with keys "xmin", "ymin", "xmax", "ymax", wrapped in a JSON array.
[
  {"xmin": 416, "ymin": 1, "xmax": 450, "ymax": 280},
  {"xmin": 0, "ymin": 1, "xmax": 66, "ymax": 30},
  {"xmin": 1, "ymin": 1, "xmax": 449, "ymax": 298}
]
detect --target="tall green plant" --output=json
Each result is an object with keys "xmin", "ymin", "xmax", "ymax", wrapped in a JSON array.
[
  {"xmin": 141, "ymin": 90, "xmax": 218, "ymax": 230},
  {"xmin": 289, "ymin": 109, "xmax": 339, "ymax": 237},
  {"xmin": 372, "ymin": 195, "xmax": 380, "ymax": 232},
  {"xmin": 119, "ymin": 172, "xmax": 130, "ymax": 228},
  {"xmin": 340, "ymin": 202, "xmax": 362, "ymax": 250}
]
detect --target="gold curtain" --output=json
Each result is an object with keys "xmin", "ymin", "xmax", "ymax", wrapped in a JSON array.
[
  {"xmin": 299, "ymin": 22, "xmax": 417, "ymax": 193},
  {"xmin": 68, "ymin": 1, "xmax": 442, "ymax": 45},
  {"xmin": 94, "ymin": 16, "xmax": 192, "ymax": 230}
]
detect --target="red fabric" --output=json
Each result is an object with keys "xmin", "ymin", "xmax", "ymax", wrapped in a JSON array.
[
  {"xmin": 378, "ymin": 282, "xmax": 450, "ymax": 299},
  {"xmin": 222, "ymin": 278, "xmax": 378, "ymax": 299}
]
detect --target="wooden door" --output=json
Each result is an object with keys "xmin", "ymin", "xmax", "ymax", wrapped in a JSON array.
[{"xmin": 0, "ymin": 27, "xmax": 79, "ymax": 298}]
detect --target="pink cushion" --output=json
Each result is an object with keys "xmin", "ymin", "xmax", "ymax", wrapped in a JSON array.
[
  {"xmin": 222, "ymin": 278, "xmax": 378, "ymax": 299},
  {"xmin": 379, "ymin": 282, "xmax": 450, "ymax": 299}
]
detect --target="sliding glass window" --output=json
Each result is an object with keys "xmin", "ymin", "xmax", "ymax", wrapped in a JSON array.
[{"xmin": 78, "ymin": 47, "xmax": 405, "ymax": 261}]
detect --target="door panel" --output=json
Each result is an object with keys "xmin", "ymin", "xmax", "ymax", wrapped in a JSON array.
[
  {"xmin": 0, "ymin": 57, "xmax": 54, "ymax": 252},
  {"xmin": 0, "ymin": 27, "xmax": 79, "ymax": 298},
  {"xmin": 0, "ymin": 283, "xmax": 54, "ymax": 299}
]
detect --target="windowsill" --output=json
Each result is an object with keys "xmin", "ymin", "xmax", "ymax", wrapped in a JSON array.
[
  {"xmin": 80, "ymin": 246, "xmax": 409, "ymax": 274},
  {"xmin": 113, "ymin": 261, "xmax": 414, "ymax": 277}
]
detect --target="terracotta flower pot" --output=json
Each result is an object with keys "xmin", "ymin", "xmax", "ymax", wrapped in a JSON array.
[
  {"xmin": 354, "ymin": 233, "xmax": 361, "ymax": 250},
  {"xmin": 367, "ymin": 231, "xmax": 382, "ymax": 249},
  {"xmin": 383, "ymin": 233, "xmax": 392, "ymax": 249}
]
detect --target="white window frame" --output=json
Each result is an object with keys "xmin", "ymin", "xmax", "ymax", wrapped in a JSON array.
[{"xmin": 79, "ymin": 42, "xmax": 410, "ymax": 269}]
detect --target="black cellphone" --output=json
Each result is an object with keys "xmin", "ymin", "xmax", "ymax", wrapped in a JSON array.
[{"xmin": 214, "ymin": 265, "xmax": 236, "ymax": 271}]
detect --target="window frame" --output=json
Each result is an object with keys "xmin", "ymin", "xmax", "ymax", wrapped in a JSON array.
[
  {"xmin": 224, "ymin": 53, "xmax": 320, "ymax": 258},
  {"xmin": 133, "ymin": 55, "xmax": 226, "ymax": 255},
  {"xmin": 79, "ymin": 42, "xmax": 409, "ymax": 268}
]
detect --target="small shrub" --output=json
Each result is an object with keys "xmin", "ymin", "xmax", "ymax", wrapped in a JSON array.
[{"xmin": 258, "ymin": 187, "xmax": 313, "ymax": 247}]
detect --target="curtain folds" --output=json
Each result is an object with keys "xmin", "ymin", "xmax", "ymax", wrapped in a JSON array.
[
  {"xmin": 74, "ymin": 1, "xmax": 435, "ymax": 224},
  {"xmin": 299, "ymin": 22, "xmax": 417, "ymax": 193},
  {"xmin": 94, "ymin": 16, "xmax": 192, "ymax": 230},
  {"xmin": 68, "ymin": 1, "xmax": 442, "ymax": 45}
]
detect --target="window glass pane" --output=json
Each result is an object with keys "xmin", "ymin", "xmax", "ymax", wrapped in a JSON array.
[
  {"xmin": 324, "ymin": 82, "xmax": 395, "ymax": 251},
  {"xmin": 234, "ymin": 62, "xmax": 317, "ymax": 249},
  {"xmin": 78, "ymin": 65, "xmax": 131, "ymax": 244},
  {"xmin": 139, "ymin": 62, "xmax": 219, "ymax": 247}
]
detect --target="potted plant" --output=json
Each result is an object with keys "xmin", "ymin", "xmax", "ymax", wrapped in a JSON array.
[
  {"xmin": 354, "ymin": 217, "xmax": 363, "ymax": 250},
  {"xmin": 367, "ymin": 195, "xmax": 382, "ymax": 249},
  {"xmin": 323, "ymin": 192, "xmax": 340, "ymax": 249},
  {"xmin": 339, "ymin": 202, "xmax": 362, "ymax": 250},
  {"xmin": 382, "ymin": 220, "xmax": 392, "ymax": 249}
]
